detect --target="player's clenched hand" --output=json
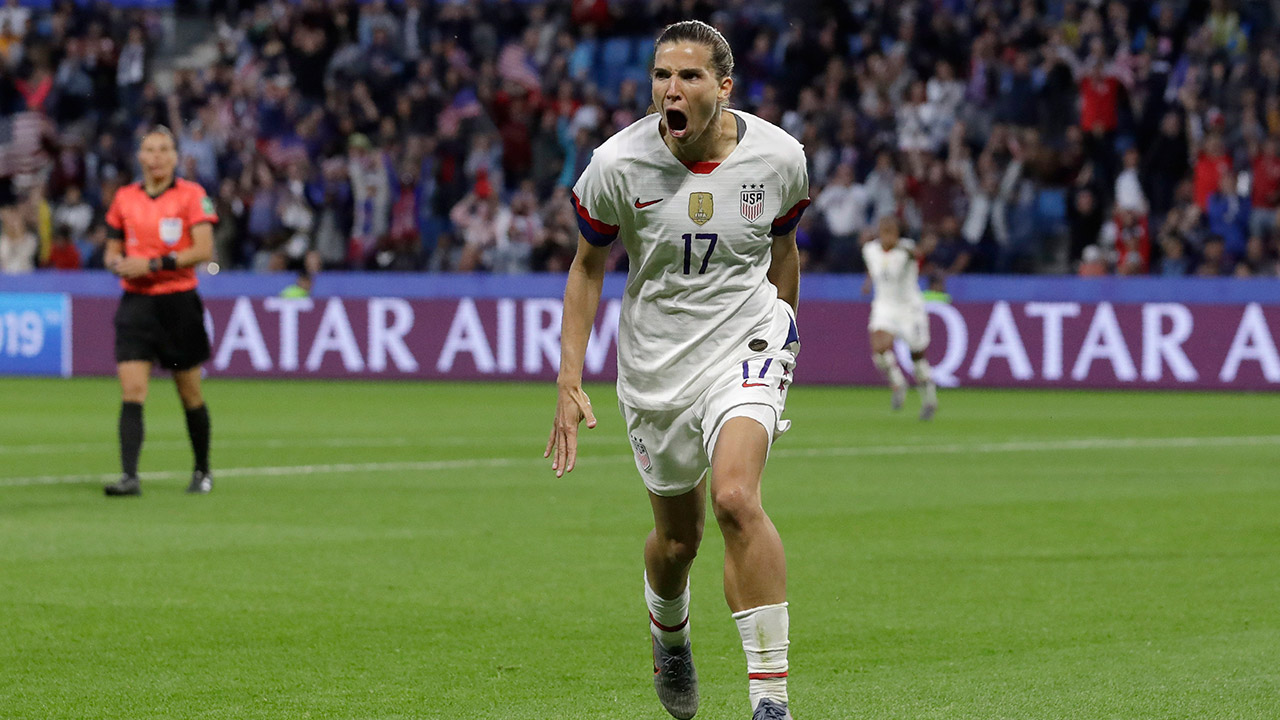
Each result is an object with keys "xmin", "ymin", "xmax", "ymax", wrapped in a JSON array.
[{"xmin": 544, "ymin": 383, "xmax": 597, "ymax": 478}]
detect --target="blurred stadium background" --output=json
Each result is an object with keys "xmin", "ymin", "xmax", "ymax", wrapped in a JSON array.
[{"xmin": 1, "ymin": 1, "xmax": 1279, "ymax": 718}]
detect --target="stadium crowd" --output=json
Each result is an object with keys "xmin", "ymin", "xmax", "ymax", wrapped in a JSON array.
[{"xmin": 2, "ymin": 0, "xmax": 1280, "ymax": 280}]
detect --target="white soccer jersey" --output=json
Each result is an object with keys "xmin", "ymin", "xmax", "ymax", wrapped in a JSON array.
[
  {"xmin": 863, "ymin": 239, "xmax": 924, "ymax": 312},
  {"xmin": 572, "ymin": 110, "xmax": 810, "ymax": 410}
]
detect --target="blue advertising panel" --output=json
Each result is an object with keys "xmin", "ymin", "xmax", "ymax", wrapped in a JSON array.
[{"xmin": 0, "ymin": 293, "xmax": 70, "ymax": 377}]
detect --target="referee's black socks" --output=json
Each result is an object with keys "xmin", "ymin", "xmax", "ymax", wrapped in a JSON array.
[
  {"xmin": 119, "ymin": 402, "xmax": 144, "ymax": 478},
  {"xmin": 184, "ymin": 405, "xmax": 211, "ymax": 474}
]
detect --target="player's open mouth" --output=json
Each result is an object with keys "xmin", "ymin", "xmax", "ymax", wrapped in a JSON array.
[{"xmin": 666, "ymin": 108, "xmax": 688, "ymax": 138}]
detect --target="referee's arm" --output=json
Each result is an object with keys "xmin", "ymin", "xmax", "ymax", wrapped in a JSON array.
[
  {"xmin": 104, "ymin": 225, "xmax": 125, "ymax": 271},
  {"xmin": 171, "ymin": 222, "xmax": 214, "ymax": 268}
]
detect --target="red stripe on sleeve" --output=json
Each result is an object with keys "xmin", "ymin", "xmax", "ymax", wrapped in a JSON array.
[
  {"xmin": 772, "ymin": 198, "xmax": 811, "ymax": 228},
  {"xmin": 571, "ymin": 192, "xmax": 619, "ymax": 235}
]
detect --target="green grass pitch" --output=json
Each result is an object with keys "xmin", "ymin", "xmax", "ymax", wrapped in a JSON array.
[{"xmin": 1, "ymin": 377, "xmax": 1278, "ymax": 719}]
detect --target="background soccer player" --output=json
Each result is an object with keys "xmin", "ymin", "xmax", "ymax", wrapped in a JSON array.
[
  {"xmin": 546, "ymin": 21, "xmax": 806, "ymax": 720},
  {"xmin": 102, "ymin": 127, "xmax": 218, "ymax": 496},
  {"xmin": 862, "ymin": 215, "xmax": 939, "ymax": 420}
]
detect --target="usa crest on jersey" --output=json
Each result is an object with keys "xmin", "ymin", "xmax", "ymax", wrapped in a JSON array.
[{"xmin": 740, "ymin": 184, "xmax": 765, "ymax": 222}]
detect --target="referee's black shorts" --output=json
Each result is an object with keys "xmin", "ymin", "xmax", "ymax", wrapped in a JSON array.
[{"xmin": 114, "ymin": 290, "xmax": 212, "ymax": 371}]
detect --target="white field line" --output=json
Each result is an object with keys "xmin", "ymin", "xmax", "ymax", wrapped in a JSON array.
[
  {"xmin": 0, "ymin": 436, "xmax": 519, "ymax": 455},
  {"xmin": 1, "ymin": 435, "xmax": 1275, "ymax": 489}
]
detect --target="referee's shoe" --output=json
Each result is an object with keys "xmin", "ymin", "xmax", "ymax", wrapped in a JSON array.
[
  {"xmin": 104, "ymin": 475, "xmax": 141, "ymax": 497},
  {"xmin": 187, "ymin": 470, "xmax": 213, "ymax": 494}
]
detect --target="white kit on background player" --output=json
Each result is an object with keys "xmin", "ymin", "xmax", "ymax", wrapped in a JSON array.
[
  {"xmin": 863, "ymin": 238, "xmax": 929, "ymax": 351},
  {"xmin": 572, "ymin": 109, "xmax": 808, "ymax": 481}
]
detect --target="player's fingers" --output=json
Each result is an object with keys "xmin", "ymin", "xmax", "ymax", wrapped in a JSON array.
[
  {"xmin": 555, "ymin": 426, "xmax": 569, "ymax": 477},
  {"xmin": 566, "ymin": 440, "xmax": 577, "ymax": 473},
  {"xmin": 583, "ymin": 405, "xmax": 597, "ymax": 429},
  {"xmin": 544, "ymin": 426, "xmax": 555, "ymax": 458}
]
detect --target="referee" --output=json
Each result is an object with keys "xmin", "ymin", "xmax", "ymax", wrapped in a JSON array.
[{"xmin": 103, "ymin": 126, "xmax": 217, "ymax": 497}]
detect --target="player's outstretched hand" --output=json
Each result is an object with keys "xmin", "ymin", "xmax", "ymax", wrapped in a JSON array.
[{"xmin": 545, "ymin": 383, "xmax": 597, "ymax": 478}]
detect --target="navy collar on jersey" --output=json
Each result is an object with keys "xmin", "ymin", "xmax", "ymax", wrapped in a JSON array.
[{"xmin": 141, "ymin": 178, "xmax": 176, "ymax": 200}]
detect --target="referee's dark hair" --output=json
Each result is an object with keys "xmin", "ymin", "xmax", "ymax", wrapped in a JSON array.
[{"xmin": 141, "ymin": 124, "xmax": 179, "ymax": 150}]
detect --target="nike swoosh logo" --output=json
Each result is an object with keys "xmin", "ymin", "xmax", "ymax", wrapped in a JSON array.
[
  {"xmin": 634, "ymin": 197, "xmax": 664, "ymax": 209},
  {"xmin": 742, "ymin": 382, "xmax": 769, "ymax": 388}
]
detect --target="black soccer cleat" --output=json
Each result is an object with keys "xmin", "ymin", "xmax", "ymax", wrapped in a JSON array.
[
  {"xmin": 104, "ymin": 475, "xmax": 141, "ymax": 497},
  {"xmin": 653, "ymin": 636, "xmax": 699, "ymax": 719},
  {"xmin": 186, "ymin": 470, "xmax": 213, "ymax": 494},
  {"xmin": 752, "ymin": 698, "xmax": 793, "ymax": 720}
]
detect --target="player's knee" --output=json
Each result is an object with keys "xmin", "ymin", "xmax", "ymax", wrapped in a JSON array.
[
  {"xmin": 711, "ymin": 484, "xmax": 762, "ymax": 531},
  {"xmin": 658, "ymin": 534, "xmax": 700, "ymax": 565},
  {"xmin": 178, "ymin": 388, "xmax": 204, "ymax": 409},
  {"xmin": 120, "ymin": 383, "xmax": 148, "ymax": 403}
]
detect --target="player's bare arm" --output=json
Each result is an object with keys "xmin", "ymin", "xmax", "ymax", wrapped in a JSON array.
[
  {"xmin": 546, "ymin": 235, "xmax": 609, "ymax": 477},
  {"xmin": 767, "ymin": 229, "xmax": 800, "ymax": 312}
]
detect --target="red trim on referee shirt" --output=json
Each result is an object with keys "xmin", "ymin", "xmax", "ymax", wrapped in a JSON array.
[
  {"xmin": 649, "ymin": 612, "xmax": 689, "ymax": 633},
  {"xmin": 681, "ymin": 160, "xmax": 721, "ymax": 174},
  {"xmin": 748, "ymin": 672, "xmax": 789, "ymax": 680}
]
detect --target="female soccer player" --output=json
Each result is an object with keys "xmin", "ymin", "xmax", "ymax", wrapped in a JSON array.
[
  {"xmin": 103, "ymin": 126, "xmax": 217, "ymax": 496},
  {"xmin": 546, "ymin": 21, "xmax": 807, "ymax": 720},
  {"xmin": 862, "ymin": 215, "xmax": 939, "ymax": 420}
]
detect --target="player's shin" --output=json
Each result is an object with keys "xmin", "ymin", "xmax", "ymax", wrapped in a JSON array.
[
  {"xmin": 913, "ymin": 357, "xmax": 933, "ymax": 386},
  {"xmin": 733, "ymin": 602, "xmax": 790, "ymax": 710},
  {"xmin": 185, "ymin": 404, "xmax": 211, "ymax": 473},
  {"xmin": 119, "ymin": 402, "xmax": 144, "ymax": 477},
  {"xmin": 645, "ymin": 572, "xmax": 692, "ymax": 648},
  {"xmin": 872, "ymin": 351, "xmax": 906, "ymax": 388}
]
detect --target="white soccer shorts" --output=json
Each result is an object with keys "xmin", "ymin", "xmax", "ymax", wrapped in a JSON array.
[
  {"xmin": 620, "ymin": 300, "xmax": 798, "ymax": 497},
  {"xmin": 869, "ymin": 303, "xmax": 930, "ymax": 353}
]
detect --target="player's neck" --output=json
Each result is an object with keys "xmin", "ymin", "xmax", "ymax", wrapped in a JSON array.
[
  {"xmin": 143, "ymin": 175, "xmax": 174, "ymax": 197},
  {"xmin": 665, "ymin": 108, "xmax": 737, "ymax": 165}
]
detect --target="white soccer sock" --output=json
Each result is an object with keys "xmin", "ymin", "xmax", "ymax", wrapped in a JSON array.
[
  {"xmin": 873, "ymin": 351, "xmax": 906, "ymax": 388},
  {"xmin": 645, "ymin": 572, "xmax": 691, "ymax": 649},
  {"xmin": 733, "ymin": 602, "xmax": 790, "ymax": 710},
  {"xmin": 913, "ymin": 357, "xmax": 933, "ymax": 386}
]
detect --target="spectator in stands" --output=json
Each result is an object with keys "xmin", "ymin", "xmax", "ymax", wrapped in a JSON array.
[
  {"xmin": 1158, "ymin": 233, "xmax": 1191, "ymax": 277},
  {"xmin": 813, "ymin": 163, "xmax": 868, "ymax": 273},
  {"xmin": 1197, "ymin": 235, "xmax": 1231, "ymax": 276},
  {"xmin": 1143, "ymin": 112, "xmax": 1191, "ymax": 220},
  {"xmin": 1105, "ymin": 209, "xmax": 1151, "ymax": 276},
  {"xmin": 0, "ymin": 204, "xmax": 36, "ymax": 274},
  {"xmin": 1077, "ymin": 245, "xmax": 1108, "ymax": 277},
  {"xmin": 45, "ymin": 224, "xmax": 80, "ymax": 269},
  {"xmin": 1250, "ymin": 137, "xmax": 1280, "ymax": 237},
  {"xmin": 1114, "ymin": 148, "xmax": 1147, "ymax": 216},
  {"xmin": 952, "ymin": 128, "xmax": 1022, "ymax": 272},
  {"xmin": 449, "ymin": 174, "xmax": 511, "ymax": 273},
  {"xmin": 53, "ymin": 184, "xmax": 92, "ymax": 243},
  {"xmin": 1194, "ymin": 134, "xmax": 1233, "ymax": 210},
  {"xmin": 1236, "ymin": 236, "xmax": 1278, "ymax": 277},
  {"xmin": 1206, "ymin": 174, "xmax": 1251, "ymax": 262},
  {"xmin": 923, "ymin": 215, "xmax": 971, "ymax": 280}
]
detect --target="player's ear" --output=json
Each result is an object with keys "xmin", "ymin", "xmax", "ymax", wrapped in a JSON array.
[{"xmin": 719, "ymin": 75, "xmax": 733, "ymax": 104}]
